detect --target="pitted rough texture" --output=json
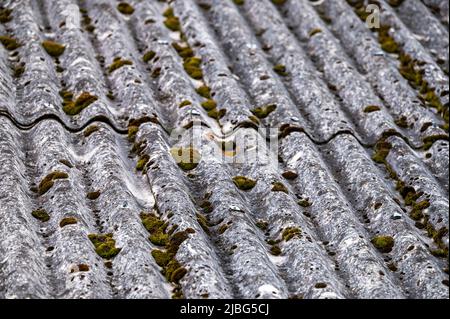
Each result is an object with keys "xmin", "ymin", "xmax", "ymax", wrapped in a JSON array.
[{"xmin": 0, "ymin": 0, "xmax": 448, "ymax": 299}]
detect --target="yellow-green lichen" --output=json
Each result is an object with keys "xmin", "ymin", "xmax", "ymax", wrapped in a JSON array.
[
  {"xmin": 232, "ymin": 176, "xmax": 257, "ymax": 191},
  {"xmin": 233, "ymin": 0, "xmax": 245, "ymax": 5},
  {"xmin": 88, "ymin": 233, "xmax": 121, "ymax": 259},
  {"xmin": 42, "ymin": 40, "xmax": 65, "ymax": 57}
]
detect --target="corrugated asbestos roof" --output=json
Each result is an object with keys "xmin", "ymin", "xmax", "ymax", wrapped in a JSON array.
[{"xmin": 0, "ymin": 0, "xmax": 448, "ymax": 299}]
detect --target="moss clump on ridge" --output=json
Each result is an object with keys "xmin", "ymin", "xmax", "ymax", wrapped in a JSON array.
[
  {"xmin": 232, "ymin": 176, "xmax": 257, "ymax": 191},
  {"xmin": 363, "ymin": 105, "xmax": 381, "ymax": 113},
  {"xmin": 282, "ymin": 227, "xmax": 301, "ymax": 242},
  {"xmin": 272, "ymin": 182, "xmax": 288, "ymax": 193},
  {"xmin": 42, "ymin": 40, "xmax": 65, "ymax": 57},
  {"xmin": 0, "ymin": 35, "xmax": 20, "ymax": 50},
  {"xmin": 183, "ymin": 57, "xmax": 203, "ymax": 80},
  {"xmin": 163, "ymin": 8, "xmax": 181, "ymax": 32},
  {"xmin": 83, "ymin": 125, "xmax": 100, "ymax": 137},
  {"xmin": 32, "ymin": 209, "xmax": 50, "ymax": 222},
  {"xmin": 170, "ymin": 147, "xmax": 201, "ymax": 171},
  {"xmin": 371, "ymin": 235, "xmax": 395, "ymax": 253},
  {"xmin": 117, "ymin": 3, "xmax": 134, "ymax": 15},
  {"xmin": 196, "ymin": 85, "xmax": 211, "ymax": 99},
  {"xmin": 38, "ymin": 171, "xmax": 69, "ymax": 195},
  {"xmin": 62, "ymin": 92, "xmax": 98, "ymax": 116},
  {"xmin": 142, "ymin": 212, "xmax": 194, "ymax": 287},
  {"xmin": 273, "ymin": 64, "xmax": 288, "ymax": 76},
  {"xmin": 251, "ymin": 104, "xmax": 277, "ymax": 119},
  {"xmin": 108, "ymin": 57, "xmax": 133, "ymax": 73},
  {"xmin": 0, "ymin": 8, "xmax": 13, "ymax": 23},
  {"xmin": 88, "ymin": 233, "xmax": 121, "ymax": 259},
  {"xmin": 143, "ymin": 50, "xmax": 156, "ymax": 63},
  {"xmin": 60, "ymin": 217, "xmax": 78, "ymax": 228},
  {"xmin": 141, "ymin": 213, "xmax": 169, "ymax": 246}
]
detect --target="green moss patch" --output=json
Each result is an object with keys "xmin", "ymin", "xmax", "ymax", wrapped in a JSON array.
[
  {"xmin": 372, "ymin": 140, "xmax": 392, "ymax": 164},
  {"xmin": 88, "ymin": 233, "xmax": 121, "ymax": 259},
  {"xmin": 117, "ymin": 3, "xmax": 134, "ymax": 15},
  {"xmin": 298, "ymin": 199, "xmax": 311, "ymax": 207},
  {"xmin": 42, "ymin": 40, "xmax": 65, "ymax": 57},
  {"xmin": 363, "ymin": 105, "xmax": 381, "ymax": 113},
  {"xmin": 270, "ymin": 245, "xmax": 282, "ymax": 256},
  {"xmin": 233, "ymin": 0, "xmax": 245, "ymax": 5},
  {"xmin": 183, "ymin": 57, "xmax": 203, "ymax": 79},
  {"xmin": 87, "ymin": 191, "xmax": 101, "ymax": 200},
  {"xmin": 143, "ymin": 50, "xmax": 156, "ymax": 63},
  {"xmin": 0, "ymin": 8, "xmax": 13, "ymax": 23},
  {"xmin": 83, "ymin": 125, "xmax": 100, "ymax": 137},
  {"xmin": 251, "ymin": 104, "xmax": 277, "ymax": 119},
  {"xmin": 282, "ymin": 171, "xmax": 298, "ymax": 180},
  {"xmin": 170, "ymin": 147, "xmax": 201, "ymax": 171},
  {"xmin": 309, "ymin": 28, "xmax": 322, "ymax": 37},
  {"xmin": 271, "ymin": 0, "xmax": 287, "ymax": 5},
  {"xmin": 60, "ymin": 217, "xmax": 78, "ymax": 228},
  {"xmin": 136, "ymin": 154, "xmax": 150, "ymax": 172},
  {"xmin": 164, "ymin": 16, "xmax": 181, "ymax": 32},
  {"xmin": 282, "ymin": 227, "xmax": 301, "ymax": 241},
  {"xmin": 232, "ymin": 176, "xmax": 257, "ymax": 191},
  {"xmin": 179, "ymin": 100, "xmax": 192, "ymax": 108},
  {"xmin": 62, "ymin": 92, "xmax": 98, "ymax": 116},
  {"xmin": 196, "ymin": 85, "xmax": 211, "ymax": 99},
  {"xmin": 272, "ymin": 182, "xmax": 288, "ymax": 193},
  {"xmin": 0, "ymin": 35, "xmax": 20, "ymax": 50},
  {"xmin": 32, "ymin": 209, "xmax": 50, "ymax": 222},
  {"xmin": 108, "ymin": 57, "xmax": 133, "ymax": 73},
  {"xmin": 371, "ymin": 235, "xmax": 395, "ymax": 253},
  {"xmin": 38, "ymin": 171, "xmax": 69, "ymax": 195},
  {"xmin": 273, "ymin": 64, "xmax": 288, "ymax": 76},
  {"xmin": 141, "ymin": 213, "xmax": 169, "ymax": 246},
  {"xmin": 144, "ymin": 213, "xmax": 192, "ymax": 287}
]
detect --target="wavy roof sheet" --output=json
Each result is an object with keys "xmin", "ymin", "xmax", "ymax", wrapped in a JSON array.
[{"xmin": 0, "ymin": 0, "xmax": 448, "ymax": 299}]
